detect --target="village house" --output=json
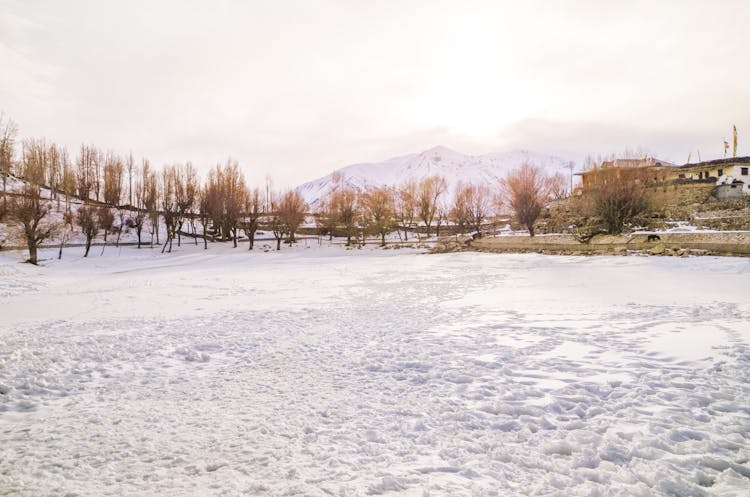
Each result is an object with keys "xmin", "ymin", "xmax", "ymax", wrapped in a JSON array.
[
  {"xmin": 576, "ymin": 157, "xmax": 677, "ymax": 190},
  {"xmin": 676, "ymin": 157, "xmax": 750, "ymax": 194},
  {"xmin": 577, "ymin": 156, "xmax": 750, "ymax": 196}
]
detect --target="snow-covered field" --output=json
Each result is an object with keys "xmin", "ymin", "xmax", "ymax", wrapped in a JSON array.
[{"xmin": 1, "ymin": 245, "xmax": 749, "ymax": 496}]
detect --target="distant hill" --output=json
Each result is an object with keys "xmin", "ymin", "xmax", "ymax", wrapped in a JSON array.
[{"xmin": 296, "ymin": 146, "xmax": 572, "ymax": 207}]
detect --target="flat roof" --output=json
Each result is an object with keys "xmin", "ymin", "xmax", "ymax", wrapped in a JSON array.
[{"xmin": 679, "ymin": 156, "xmax": 750, "ymax": 168}]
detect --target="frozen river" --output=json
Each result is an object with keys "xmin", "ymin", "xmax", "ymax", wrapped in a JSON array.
[{"xmin": 1, "ymin": 245, "xmax": 749, "ymax": 496}]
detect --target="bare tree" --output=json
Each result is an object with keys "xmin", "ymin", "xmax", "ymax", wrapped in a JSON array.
[
  {"xmin": 269, "ymin": 194, "xmax": 287, "ymax": 251},
  {"xmin": 316, "ymin": 197, "xmax": 337, "ymax": 241},
  {"xmin": 103, "ymin": 153, "xmax": 125, "ymax": 246},
  {"xmin": 503, "ymin": 164, "xmax": 548, "ymax": 237},
  {"xmin": 451, "ymin": 182, "xmax": 472, "ymax": 233},
  {"xmin": 198, "ymin": 178, "xmax": 216, "ymax": 250},
  {"xmin": 76, "ymin": 144, "xmax": 98, "ymax": 201},
  {"xmin": 466, "ymin": 184, "xmax": 492, "ymax": 233},
  {"xmin": 20, "ymin": 138, "xmax": 48, "ymax": 184},
  {"xmin": 160, "ymin": 165, "xmax": 178, "ymax": 253},
  {"xmin": 0, "ymin": 112, "xmax": 18, "ymax": 217},
  {"xmin": 174, "ymin": 162, "xmax": 198, "ymax": 247},
  {"xmin": 417, "ymin": 175, "xmax": 447, "ymax": 239},
  {"xmin": 242, "ymin": 187, "xmax": 262, "ymax": 250},
  {"xmin": 277, "ymin": 190, "xmax": 307, "ymax": 245},
  {"xmin": 547, "ymin": 172, "xmax": 568, "ymax": 201},
  {"xmin": 8, "ymin": 141, "xmax": 55, "ymax": 264},
  {"xmin": 331, "ymin": 185, "xmax": 359, "ymax": 246},
  {"xmin": 77, "ymin": 205, "xmax": 97, "ymax": 257},
  {"xmin": 209, "ymin": 160, "xmax": 246, "ymax": 246},
  {"xmin": 97, "ymin": 206, "xmax": 114, "ymax": 255},
  {"xmin": 103, "ymin": 152, "xmax": 124, "ymax": 206},
  {"xmin": 316, "ymin": 173, "xmax": 344, "ymax": 241},
  {"xmin": 132, "ymin": 166, "xmax": 147, "ymax": 249},
  {"xmin": 46, "ymin": 143, "xmax": 63, "ymax": 206},
  {"xmin": 434, "ymin": 196, "xmax": 450, "ymax": 238},
  {"xmin": 126, "ymin": 152, "xmax": 135, "ymax": 207},
  {"xmin": 395, "ymin": 180, "xmax": 418, "ymax": 241},
  {"xmin": 141, "ymin": 160, "xmax": 160, "ymax": 247},
  {"xmin": 362, "ymin": 187, "xmax": 395, "ymax": 246},
  {"xmin": 61, "ymin": 149, "xmax": 76, "ymax": 217},
  {"xmin": 57, "ymin": 212, "xmax": 73, "ymax": 260}
]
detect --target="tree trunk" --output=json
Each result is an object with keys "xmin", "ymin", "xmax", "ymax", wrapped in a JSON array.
[
  {"xmin": 528, "ymin": 224, "xmax": 535, "ymax": 237},
  {"xmin": 84, "ymin": 238, "xmax": 92, "ymax": 257},
  {"xmin": 381, "ymin": 232, "xmax": 386, "ymax": 246},
  {"xmin": 58, "ymin": 233, "xmax": 65, "ymax": 259},
  {"xmin": 115, "ymin": 219, "xmax": 122, "ymax": 248},
  {"xmin": 27, "ymin": 240, "xmax": 38, "ymax": 265},
  {"xmin": 276, "ymin": 237, "xmax": 281, "ymax": 251}
]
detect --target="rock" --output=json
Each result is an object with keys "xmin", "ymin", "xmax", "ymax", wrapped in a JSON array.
[{"xmin": 647, "ymin": 244, "xmax": 665, "ymax": 255}]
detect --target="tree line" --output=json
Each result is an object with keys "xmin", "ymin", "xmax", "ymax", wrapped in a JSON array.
[{"xmin": 1, "ymin": 112, "xmax": 657, "ymax": 265}]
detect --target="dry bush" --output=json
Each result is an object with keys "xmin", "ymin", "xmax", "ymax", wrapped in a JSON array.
[{"xmin": 585, "ymin": 167, "xmax": 653, "ymax": 234}]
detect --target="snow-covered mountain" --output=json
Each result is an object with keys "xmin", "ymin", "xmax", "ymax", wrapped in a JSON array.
[{"xmin": 296, "ymin": 146, "xmax": 572, "ymax": 207}]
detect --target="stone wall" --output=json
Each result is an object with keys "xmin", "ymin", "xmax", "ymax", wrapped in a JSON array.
[{"xmin": 439, "ymin": 232, "xmax": 750, "ymax": 257}]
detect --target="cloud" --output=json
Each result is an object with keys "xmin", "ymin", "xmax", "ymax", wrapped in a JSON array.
[{"xmin": 2, "ymin": 0, "xmax": 749, "ymax": 187}]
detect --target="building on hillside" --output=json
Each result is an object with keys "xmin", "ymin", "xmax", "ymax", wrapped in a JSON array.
[
  {"xmin": 676, "ymin": 157, "xmax": 750, "ymax": 194},
  {"xmin": 713, "ymin": 178, "xmax": 745, "ymax": 200},
  {"xmin": 576, "ymin": 156, "xmax": 750, "ymax": 197},
  {"xmin": 576, "ymin": 157, "xmax": 677, "ymax": 190}
]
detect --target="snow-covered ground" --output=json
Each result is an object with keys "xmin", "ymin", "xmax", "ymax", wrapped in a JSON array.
[{"xmin": 1, "ymin": 245, "xmax": 749, "ymax": 496}]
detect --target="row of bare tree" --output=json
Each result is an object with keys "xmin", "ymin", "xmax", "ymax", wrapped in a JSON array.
[
  {"xmin": 316, "ymin": 165, "xmax": 567, "ymax": 245},
  {"xmin": 1, "ymin": 112, "xmax": 578, "ymax": 264}
]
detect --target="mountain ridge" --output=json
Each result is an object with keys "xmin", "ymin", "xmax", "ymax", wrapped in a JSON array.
[{"xmin": 296, "ymin": 146, "xmax": 572, "ymax": 207}]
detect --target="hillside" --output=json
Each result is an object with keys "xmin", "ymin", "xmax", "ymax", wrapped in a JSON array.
[{"xmin": 296, "ymin": 146, "xmax": 572, "ymax": 207}]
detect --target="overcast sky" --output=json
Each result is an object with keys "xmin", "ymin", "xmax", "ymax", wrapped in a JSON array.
[{"xmin": 2, "ymin": 0, "xmax": 749, "ymax": 187}]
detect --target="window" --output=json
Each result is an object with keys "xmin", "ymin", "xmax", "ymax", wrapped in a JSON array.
[
  {"xmin": 742, "ymin": 167, "xmax": 748, "ymax": 176},
  {"xmin": 718, "ymin": 168, "xmax": 724, "ymax": 176}
]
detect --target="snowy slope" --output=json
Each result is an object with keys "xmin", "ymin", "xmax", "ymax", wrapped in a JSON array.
[{"xmin": 297, "ymin": 146, "xmax": 572, "ymax": 207}]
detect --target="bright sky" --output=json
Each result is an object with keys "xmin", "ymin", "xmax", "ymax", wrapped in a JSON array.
[{"xmin": 2, "ymin": 0, "xmax": 749, "ymax": 187}]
